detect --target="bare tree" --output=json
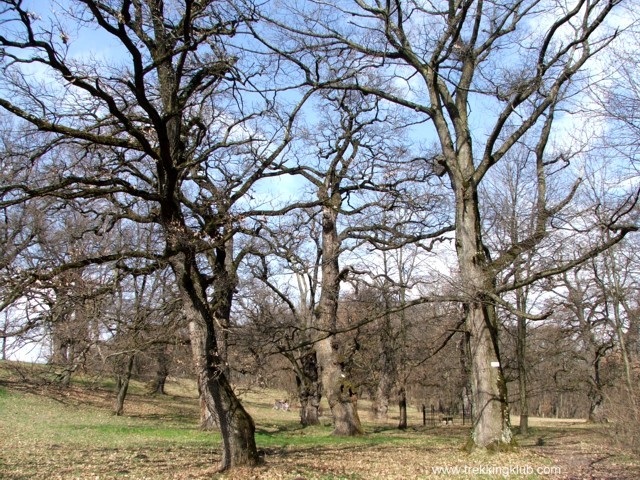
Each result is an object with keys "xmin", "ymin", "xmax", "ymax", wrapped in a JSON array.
[
  {"xmin": 242, "ymin": 210, "xmax": 325, "ymax": 426},
  {"xmin": 552, "ymin": 265, "xmax": 616, "ymax": 423},
  {"xmin": 0, "ymin": 0, "xmax": 313, "ymax": 469},
  {"xmin": 108, "ymin": 266, "xmax": 182, "ymax": 416},
  {"xmin": 257, "ymin": 0, "xmax": 638, "ymax": 449}
]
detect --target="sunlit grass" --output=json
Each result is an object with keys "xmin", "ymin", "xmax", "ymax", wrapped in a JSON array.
[{"xmin": 1, "ymin": 360, "xmax": 639, "ymax": 479}]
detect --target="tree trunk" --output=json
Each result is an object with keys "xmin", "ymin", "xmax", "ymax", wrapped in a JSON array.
[
  {"xmin": 466, "ymin": 300, "xmax": 513, "ymax": 448},
  {"xmin": 174, "ymin": 253, "xmax": 259, "ymax": 471},
  {"xmin": 200, "ymin": 395, "xmax": 219, "ymax": 430},
  {"xmin": 454, "ymin": 184, "xmax": 512, "ymax": 450},
  {"xmin": 58, "ymin": 343, "xmax": 87, "ymax": 387},
  {"xmin": 587, "ymin": 358, "xmax": 607, "ymax": 423},
  {"xmin": 296, "ymin": 349, "xmax": 321, "ymax": 426},
  {"xmin": 517, "ymin": 344, "xmax": 529, "ymax": 434},
  {"xmin": 374, "ymin": 371, "xmax": 392, "ymax": 421},
  {"xmin": 398, "ymin": 386, "xmax": 407, "ymax": 430},
  {"xmin": 374, "ymin": 311, "xmax": 395, "ymax": 421},
  {"xmin": 516, "ymin": 297, "xmax": 529, "ymax": 435},
  {"xmin": 315, "ymin": 336, "xmax": 363, "ymax": 435},
  {"xmin": 114, "ymin": 354, "xmax": 135, "ymax": 416},
  {"xmin": 50, "ymin": 336, "xmax": 69, "ymax": 365},
  {"xmin": 458, "ymin": 335, "xmax": 473, "ymax": 425},
  {"xmin": 315, "ymin": 204, "xmax": 363, "ymax": 436},
  {"xmin": 588, "ymin": 390, "xmax": 606, "ymax": 423},
  {"xmin": 189, "ymin": 321, "xmax": 220, "ymax": 431},
  {"xmin": 150, "ymin": 346, "xmax": 170, "ymax": 395},
  {"xmin": 188, "ymin": 317, "xmax": 259, "ymax": 469}
]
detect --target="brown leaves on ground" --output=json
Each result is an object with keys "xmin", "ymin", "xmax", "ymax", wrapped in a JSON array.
[{"xmin": 1, "ymin": 366, "xmax": 639, "ymax": 480}]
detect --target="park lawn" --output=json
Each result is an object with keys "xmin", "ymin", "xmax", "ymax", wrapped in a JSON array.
[{"xmin": 0, "ymin": 362, "xmax": 638, "ymax": 479}]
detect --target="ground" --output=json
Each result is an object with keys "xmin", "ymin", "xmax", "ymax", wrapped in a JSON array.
[{"xmin": 0, "ymin": 361, "xmax": 638, "ymax": 479}]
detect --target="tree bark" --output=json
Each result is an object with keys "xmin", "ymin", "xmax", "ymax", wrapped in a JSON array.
[
  {"xmin": 517, "ymin": 313, "xmax": 529, "ymax": 435},
  {"xmin": 398, "ymin": 386, "xmax": 408, "ymax": 430},
  {"xmin": 465, "ymin": 300, "xmax": 512, "ymax": 448},
  {"xmin": 189, "ymin": 321, "xmax": 220, "ymax": 431},
  {"xmin": 516, "ymin": 288, "xmax": 529, "ymax": 435},
  {"xmin": 187, "ymin": 316, "xmax": 259, "ymax": 469},
  {"xmin": 296, "ymin": 349, "xmax": 322, "ymax": 426},
  {"xmin": 374, "ymin": 310, "xmax": 395, "ymax": 421},
  {"xmin": 587, "ymin": 356, "xmax": 607, "ymax": 423},
  {"xmin": 453, "ymin": 182, "xmax": 512, "ymax": 449},
  {"xmin": 374, "ymin": 369, "xmax": 392, "ymax": 421},
  {"xmin": 175, "ymin": 256, "xmax": 259, "ymax": 470},
  {"xmin": 315, "ymin": 205, "xmax": 363, "ymax": 436},
  {"xmin": 150, "ymin": 346, "xmax": 170, "ymax": 395},
  {"xmin": 588, "ymin": 389, "xmax": 606, "ymax": 423},
  {"xmin": 114, "ymin": 354, "xmax": 135, "ymax": 416},
  {"xmin": 315, "ymin": 336, "xmax": 363, "ymax": 435}
]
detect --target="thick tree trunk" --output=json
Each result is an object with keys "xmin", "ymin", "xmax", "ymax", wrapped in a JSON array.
[
  {"xmin": 588, "ymin": 390, "xmax": 606, "ymax": 423},
  {"xmin": 466, "ymin": 300, "xmax": 512, "ymax": 448},
  {"xmin": 114, "ymin": 354, "xmax": 135, "ymax": 416},
  {"xmin": 174, "ymin": 254, "xmax": 259, "ymax": 471},
  {"xmin": 296, "ymin": 350, "xmax": 321, "ymax": 426},
  {"xmin": 188, "ymin": 318, "xmax": 259, "ymax": 469},
  {"xmin": 199, "ymin": 395, "xmax": 219, "ymax": 430},
  {"xmin": 315, "ymin": 336, "xmax": 363, "ymax": 435},
  {"xmin": 189, "ymin": 321, "xmax": 219, "ymax": 431},
  {"xmin": 374, "ymin": 312, "xmax": 395, "ymax": 421},
  {"xmin": 315, "ymin": 204, "xmax": 363, "ymax": 436},
  {"xmin": 374, "ymin": 371, "xmax": 392, "ymax": 421},
  {"xmin": 58, "ymin": 343, "xmax": 89, "ymax": 387},
  {"xmin": 50, "ymin": 336, "xmax": 69, "ymax": 365},
  {"xmin": 587, "ymin": 359, "xmax": 607, "ymax": 423},
  {"xmin": 210, "ymin": 241, "xmax": 235, "ymax": 381},
  {"xmin": 454, "ymin": 183, "xmax": 512, "ymax": 450}
]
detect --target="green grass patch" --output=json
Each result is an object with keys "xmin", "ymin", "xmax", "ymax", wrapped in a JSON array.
[{"xmin": 0, "ymin": 386, "xmax": 214, "ymax": 449}]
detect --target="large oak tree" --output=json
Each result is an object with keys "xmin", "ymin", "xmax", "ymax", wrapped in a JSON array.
[{"xmin": 0, "ymin": 0, "xmax": 311, "ymax": 470}]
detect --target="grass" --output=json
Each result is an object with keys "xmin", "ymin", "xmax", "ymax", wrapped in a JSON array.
[{"xmin": 1, "ymin": 360, "xmax": 639, "ymax": 479}]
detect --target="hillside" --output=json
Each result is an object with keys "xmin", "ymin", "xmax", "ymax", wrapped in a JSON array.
[{"xmin": 0, "ymin": 361, "xmax": 638, "ymax": 479}]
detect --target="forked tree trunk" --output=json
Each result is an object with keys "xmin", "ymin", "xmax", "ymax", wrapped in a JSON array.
[{"xmin": 173, "ymin": 255, "xmax": 259, "ymax": 471}]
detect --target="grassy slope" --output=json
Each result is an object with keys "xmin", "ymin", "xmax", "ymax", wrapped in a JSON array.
[{"xmin": 0, "ymin": 361, "xmax": 638, "ymax": 479}]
